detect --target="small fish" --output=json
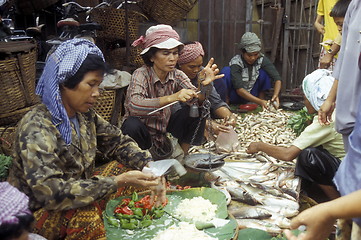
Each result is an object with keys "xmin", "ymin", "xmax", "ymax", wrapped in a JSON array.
[
  {"xmin": 226, "ymin": 186, "xmax": 259, "ymax": 206},
  {"xmin": 236, "ymin": 219, "xmax": 282, "ymax": 233},
  {"xmin": 228, "ymin": 204, "xmax": 272, "ymax": 220}
]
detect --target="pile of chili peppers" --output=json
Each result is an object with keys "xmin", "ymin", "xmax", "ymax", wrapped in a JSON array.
[{"xmin": 108, "ymin": 192, "xmax": 167, "ymax": 230}]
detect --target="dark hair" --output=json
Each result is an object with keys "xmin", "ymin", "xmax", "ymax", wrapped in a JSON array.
[
  {"xmin": 62, "ymin": 54, "xmax": 109, "ymax": 89},
  {"xmin": 141, "ymin": 46, "xmax": 183, "ymax": 67},
  {"xmin": 141, "ymin": 47, "xmax": 158, "ymax": 67},
  {"xmin": 0, "ymin": 214, "xmax": 35, "ymax": 240},
  {"xmin": 330, "ymin": 0, "xmax": 351, "ymax": 18}
]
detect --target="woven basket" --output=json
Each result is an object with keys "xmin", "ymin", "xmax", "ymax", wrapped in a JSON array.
[
  {"xmin": 15, "ymin": 0, "xmax": 59, "ymax": 15},
  {"xmin": 91, "ymin": 7, "xmax": 147, "ymax": 41},
  {"xmin": 94, "ymin": 90, "xmax": 116, "ymax": 123},
  {"xmin": 93, "ymin": 88, "xmax": 125, "ymax": 126},
  {"xmin": 138, "ymin": 0, "xmax": 198, "ymax": 26},
  {"xmin": 0, "ymin": 41, "xmax": 38, "ymax": 116},
  {"xmin": 0, "ymin": 125, "xmax": 16, "ymax": 156},
  {"xmin": 106, "ymin": 46, "xmax": 144, "ymax": 70},
  {"xmin": 0, "ymin": 105, "xmax": 35, "ymax": 126}
]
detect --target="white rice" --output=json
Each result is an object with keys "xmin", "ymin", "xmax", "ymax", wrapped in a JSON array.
[
  {"xmin": 152, "ymin": 222, "xmax": 217, "ymax": 240},
  {"xmin": 174, "ymin": 196, "xmax": 217, "ymax": 223}
]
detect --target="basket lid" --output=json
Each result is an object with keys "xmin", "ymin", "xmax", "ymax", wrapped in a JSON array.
[{"xmin": 0, "ymin": 40, "xmax": 36, "ymax": 54}]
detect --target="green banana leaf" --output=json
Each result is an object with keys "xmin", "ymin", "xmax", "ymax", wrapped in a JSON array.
[
  {"xmin": 237, "ymin": 228, "xmax": 302, "ymax": 240},
  {"xmin": 104, "ymin": 187, "xmax": 237, "ymax": 240}
]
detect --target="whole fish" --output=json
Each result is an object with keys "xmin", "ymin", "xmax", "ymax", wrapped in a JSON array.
[
  {"xmin": 228, "ymin": 204, "xmax": 272, "ymax": 220},
  {"xmin": 237, "ymin": 219, "xmax": 282, "ymax": 233},
  {"xmin": 226, "ymin": 186, "xmax": 259, "ymax": 206}
]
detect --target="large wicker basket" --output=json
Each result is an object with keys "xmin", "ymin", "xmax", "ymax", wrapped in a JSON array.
[
  {"xmin": 0, "ymin": 41, "xmax": 38, "ymax": 117},
  {"xmin": 93, "ymin": 88, "xmax": 126, "ymax": 127},
  {"xmin": 138, "ymin": 0, "xmax": 198, "ymax": 26},
  {"xmin": 91, "ymin": 7, "xmax": 147, "ymax": 41},
  {"xmin": 91, "ymin": 7, "xmax": 146, "ymax": 69}
]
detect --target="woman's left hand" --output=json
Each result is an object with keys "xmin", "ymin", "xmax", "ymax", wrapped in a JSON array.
[
  {"xmin": 150, "ymin": 176, "xmax": 166, "ymax": 207},
  {"xmin": 199, "ymin": 58, "xmax": 224, "ymax": 85},
  {"xmin": 224, "ymin": 114, "xmax": 237, "ymax": 127}
]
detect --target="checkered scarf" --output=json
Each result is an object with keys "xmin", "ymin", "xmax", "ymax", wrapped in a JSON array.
[
  {"xmin": 35, "ymin": 39, "xmax": 104, "ymax": 145},
  {"xmin": 178, "ymin": 41, "xmax": 204, "ymax": 65},
  {"xmin": 0, "ymin": 182, "xmax": 31, "ymax": 225}
]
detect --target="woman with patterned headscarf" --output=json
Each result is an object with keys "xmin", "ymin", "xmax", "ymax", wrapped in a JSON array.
[
  {"xmin": 247, "ymin": 69, "xmax": 345, "ymax": 201},
  {"xmin": 0, "ymin": 182, "xmax": 46, "ymax": 240},
  {"xmin": 122, "ymin": 25, "xmax": 224, "ymax": 159},
  {"xmin": 8, "ymin": 38, "xmax": 165, "ymax": 239},
  {"xmin": 177, "ymin": 41, "xmax": 236, "ymax": 138}
]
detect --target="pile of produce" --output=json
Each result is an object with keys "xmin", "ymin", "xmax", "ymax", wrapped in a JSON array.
[{"xmin": 106, "ymin": 192, "xmax": 166, "ymax": 230}]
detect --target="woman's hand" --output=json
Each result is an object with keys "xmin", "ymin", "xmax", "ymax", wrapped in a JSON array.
[
  {"xmin": 284, "ymin": 203, "xmax": 336, "ymax": 240},
  {"xmin": 150, "ymin": 176, "xmax": 166, "ymax": 207},
  {"xmin": 175, "ymin": 89, "xmax": 198, "ymax": 103},
  {"xmin": 115, "ymin": 170, "xmax": 159, "ymax": 188},
  {"xmin": 223, "ymin": 114, "xmax": 237, "ymax": 128},
  {"xmin": 318, "ymin": 99, "xmax": 335, "ymax": 125},
  {"xmin": 314, "ymin": 22, "xmax": 325, "ymax": 35},
  {"xmin": 199, "ymin": 58, "xmax": 224, "ymax": 86},
  {"xmin": 246, "ymin": 142, "xmax": 260, "ymax": 154},
  {"xmin": 259, "ymin": 99, "xmax": 269, "ymax": 110},
  {"xmin": 271, "ymin": 95, "xmax": 280, "ymax": 109},
  {"xmin": 208, "ymin": 120, "xmax": 232, "ymax": 135}
]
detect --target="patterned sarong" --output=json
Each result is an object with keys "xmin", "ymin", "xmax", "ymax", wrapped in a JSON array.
[{"xmin": 32, "ymin": 161, "xmax": 141, "ymax": 240}]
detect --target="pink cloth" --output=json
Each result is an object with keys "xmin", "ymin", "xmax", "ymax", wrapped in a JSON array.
[
  {"xmin": 178, "ymin": 41, "xmax": 205, "ymax": 65},
  {"xmin": 132, "ymin": 27, "xmax": 180, "ymax": 50},
  {"xmin": 0, "ymin": 182, "xmax": 31, "ymax": 225}
]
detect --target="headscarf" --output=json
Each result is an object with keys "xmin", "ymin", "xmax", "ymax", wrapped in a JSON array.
[
  {"xmin": 302, "ymin": 69, "xmax": 334, "ymax": 111},
  {"xmin": 238, "ymin": 32, "xmax": 262, "ymax": 52},
  {"xmin": 177, "ymin": 41, "xmax": 204, "ymax": 65},
  {"xmin": 0, "ymin": 182, "xmax": 31, "ymax": 225},
  {"xmin": 35, "ymin": 38, "xmax": 104, "ymax": 145},
  {"xmin": 132, "ymin": 24, "xmax": 183, "ymax": 55}
]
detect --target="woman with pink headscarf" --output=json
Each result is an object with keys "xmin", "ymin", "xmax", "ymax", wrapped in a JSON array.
[
  {"xmin": 122, "ymin": 25, "xmax": 223, "ymax": 159},
  {"xmin": 177, "ymin": 41, "xmax": 236, "ymax": 138}
]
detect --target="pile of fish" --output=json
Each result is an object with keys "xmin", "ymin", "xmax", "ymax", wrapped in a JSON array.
[{"xmin": 189, "ymin": 107, "xmax": 301, "ymax": 233}]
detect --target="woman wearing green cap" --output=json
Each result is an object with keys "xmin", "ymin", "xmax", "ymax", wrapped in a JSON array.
[{"xmin": 214, "ymin": 32, "xmax": 282, "ymax": 110}]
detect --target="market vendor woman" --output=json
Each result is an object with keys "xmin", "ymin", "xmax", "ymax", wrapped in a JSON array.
[
  {"xmin": 214, "ymin": 32, "xmax": 282, "ymax": 109},
  {"xmin": 8, "ymin": 39, "xmax": 164, "ymax": 240},
  {"xmin": 121, "ymin": 24, "xmax": 223, "ymax": 160}
]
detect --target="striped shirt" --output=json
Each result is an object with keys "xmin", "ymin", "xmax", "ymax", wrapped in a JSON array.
[{"xmin": 124, "ymin": 65, "xmax": 197, "ymax": 139}]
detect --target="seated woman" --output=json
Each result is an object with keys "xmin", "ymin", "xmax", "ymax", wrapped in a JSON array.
[
  {"xmin": 121, "ymin": 24, "xmax": 223, "ymax": 160},
  {"xmin": 0, "ymin": 182, "xmax": 46, "ymax": 240},
  {"xmin": 8, "ymin": 38, "xmax": 164, "ymax": 240},
  {"xmin": 177, "ymin": 41, "xmax": 236, "ymax": 138},
  {"xmin": 247, "ymin": 69, "xmax": 345, "ymax": 200},
  {"xmin": 214, "ymin": 32, "xmax": 282, "ymax": 109}
]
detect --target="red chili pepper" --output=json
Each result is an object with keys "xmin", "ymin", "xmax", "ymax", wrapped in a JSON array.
[
  {"xmin": 120, "ymin": 198, "xmax": 131, "ymax": 207},
  {"xmin": 114, "ymin": 206, "xmax": 134, "ymax": 215},
  {"xmin": 162, "ymin": 197, "xmax": 169, "ymax": 207}
]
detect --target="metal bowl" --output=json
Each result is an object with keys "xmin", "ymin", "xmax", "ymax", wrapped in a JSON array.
[{"xmin": 184, "ymin": 153, "xmax": 227, "ymax": 172}]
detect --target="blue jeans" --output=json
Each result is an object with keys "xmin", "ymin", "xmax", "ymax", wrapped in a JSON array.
[{"xmin": 213, "ymin": 66, "xmax": 272, "ymax": 104}]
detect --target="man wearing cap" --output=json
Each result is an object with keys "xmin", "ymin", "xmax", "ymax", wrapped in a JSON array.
[
  {"xmin": 215, "ymin": 32, "xmax": 282, "ymax": 109},
  {"xmin": 122, "ymin": 24, "xmax": 223, "ymax": 160}
]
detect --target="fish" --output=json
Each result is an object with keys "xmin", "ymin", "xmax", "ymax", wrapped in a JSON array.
[
  {"xmin": 228, "ymin": 203, "xmax": 272, "ymax": 220},
  {"xmin": 258, "ymin": 205, "xmax": 299, "ymax": 218},
  {"xmin": 226, "ymin": 186, "xmax": 260, "ymax": 206},
  {"xmin": 236, "ymin": 219, "xmax": 282, "ymax": 233}
]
